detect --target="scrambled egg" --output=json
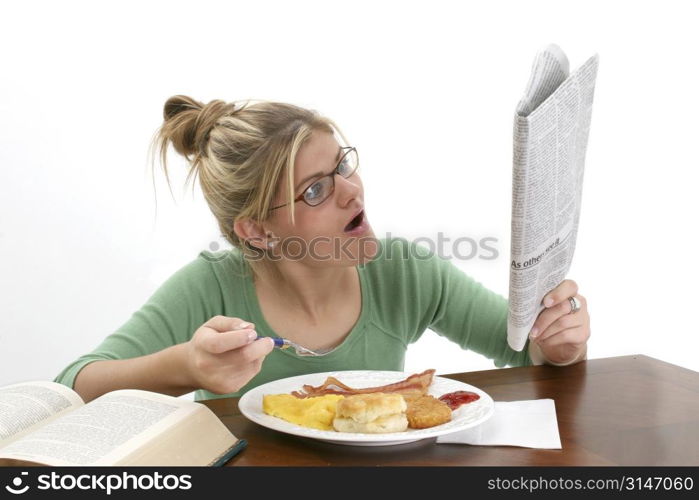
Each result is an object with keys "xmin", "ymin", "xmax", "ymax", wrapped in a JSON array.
[{"xmin": 263, "ymin": 394, "xmax": 345, "ymax": 431}]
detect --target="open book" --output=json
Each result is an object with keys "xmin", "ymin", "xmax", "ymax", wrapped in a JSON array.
[
  {"xmin": 0, "ymin": 381, "xmax": 246, "ymax": 466},
  {"xmin": 508, "ymin": 44, "xmax": 599, "ymax": 351}
]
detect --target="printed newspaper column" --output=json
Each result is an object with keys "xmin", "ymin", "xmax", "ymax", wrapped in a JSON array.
[{"xmin": 507, "ymin": 44, "xmax": 599, "ymax": 351}]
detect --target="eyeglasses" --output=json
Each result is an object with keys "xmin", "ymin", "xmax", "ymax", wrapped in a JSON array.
[{"xmin": 269, "ymin": 146, "xmax": 359, "ymax": 211}]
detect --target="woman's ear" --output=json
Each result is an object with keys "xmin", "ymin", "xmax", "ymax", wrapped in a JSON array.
[
  {"xmin": 234, "ymin": 218, "xmax": 273, "ymax": 250},
  {"xmin": 234, "ymin": 218, "xmax": 265, "ymax": 250}
]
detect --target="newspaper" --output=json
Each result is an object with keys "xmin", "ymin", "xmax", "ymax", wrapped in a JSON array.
[{"xmin": 507, "ymin": 44, "xmax": 599, "ymax": 352}]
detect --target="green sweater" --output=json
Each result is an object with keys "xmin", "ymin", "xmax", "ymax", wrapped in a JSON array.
[{"xmin": 54, "ymin": 237, "xmax": 533, "ymax": 401}]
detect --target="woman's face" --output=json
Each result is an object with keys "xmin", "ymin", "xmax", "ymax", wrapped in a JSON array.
[{"xmin": 266, "ymin": 129, "xmax": 379, "ymax": 267}]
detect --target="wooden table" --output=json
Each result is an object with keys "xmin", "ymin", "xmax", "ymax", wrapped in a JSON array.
[{"xmin": 201, "ymin": 355, "xmax": 699, "ymax": 466}]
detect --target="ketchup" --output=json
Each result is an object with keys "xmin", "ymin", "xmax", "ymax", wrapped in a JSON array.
[{"xmin": 439, "ymin": 391, "xmax": 480, "ymax": 410}]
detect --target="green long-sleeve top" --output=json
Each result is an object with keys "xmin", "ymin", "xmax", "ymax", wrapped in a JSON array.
[{"xmin": 53, "ymin": 237, "xmax": 533, "ymax": 401}]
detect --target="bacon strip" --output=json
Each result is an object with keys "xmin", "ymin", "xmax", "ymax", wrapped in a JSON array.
[{"xmin": 291, "ymin": 369, "xmax": 436, "ymax": 399}]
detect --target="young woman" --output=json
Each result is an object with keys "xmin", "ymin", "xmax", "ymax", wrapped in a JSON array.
[{"xmin": 54, "ymin": 96, "xmax": 591, "ymax": 403}]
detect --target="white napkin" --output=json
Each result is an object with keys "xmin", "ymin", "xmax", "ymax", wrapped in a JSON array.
[{"xmin": 436, "ymin": 399, "xmax": 562, "ymax": 449}]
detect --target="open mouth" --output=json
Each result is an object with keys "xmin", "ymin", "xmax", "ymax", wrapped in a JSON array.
[{"xmin": 344, "ymin": 210, "xmax": 365, "ymax": 232}]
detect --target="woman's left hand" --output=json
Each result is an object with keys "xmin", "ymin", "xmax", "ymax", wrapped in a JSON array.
[{"xmin": 529, "ymin": 279, "xmax": 590, "ymax": 365}]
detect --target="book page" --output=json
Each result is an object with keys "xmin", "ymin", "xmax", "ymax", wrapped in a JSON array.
[
  {"xmin": 113, "ymin": 404, "xmax": 239, "ymax": 466},
  {"xmin": 0, "ymin": 381, "xmax": 84, "ymax": 448},
  {"xmin": 508, "ymin": 44, "xmax": 599, "ymax": 351},
  {"xmin": 0, "ymin": 389, "xmax": 208, "ymax": 466}
]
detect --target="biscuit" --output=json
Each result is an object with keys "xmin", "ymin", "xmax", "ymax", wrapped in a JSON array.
[
  {"xmin": 333, "ymin": 413, "xmax": 408, "ymax": 433},
  {"xmin": 333, "ymin": 393, "xmax": 408, "ymax": 433},
  {"xmin": 334, "ymin": 393, "xmax": 406, "ymax": 423}
]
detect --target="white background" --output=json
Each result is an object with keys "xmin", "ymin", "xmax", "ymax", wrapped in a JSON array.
[{"xmin": 2, "ymin": 0, "xmax": 698, "ymax": 398}]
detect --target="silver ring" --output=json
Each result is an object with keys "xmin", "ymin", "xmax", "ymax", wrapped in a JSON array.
[{"xmin": 568, "ymin": 296, "xmax": 581, "ymax": 314}]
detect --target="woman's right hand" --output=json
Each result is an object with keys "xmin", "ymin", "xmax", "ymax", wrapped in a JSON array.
[{"xmin": 185, "ymin": 316, "xmax": 275, "ymax": 395}]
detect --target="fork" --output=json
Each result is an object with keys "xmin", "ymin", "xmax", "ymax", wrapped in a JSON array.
[{"xmin": 256, "ymin": 335, "xmax": 333, "ymax": 357}]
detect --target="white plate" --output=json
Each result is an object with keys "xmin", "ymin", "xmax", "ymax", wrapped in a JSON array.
[{"xmin": 239, "ymin": 370, "xmax": 494, "ymax": 446}]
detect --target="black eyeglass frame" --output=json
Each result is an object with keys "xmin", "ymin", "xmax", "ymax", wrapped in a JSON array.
[{"xmin": 269, "ymin": 146, "xmax": 359, "ymax": 211}]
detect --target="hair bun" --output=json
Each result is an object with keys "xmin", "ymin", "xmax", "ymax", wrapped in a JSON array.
[
  {"xmin": 161, "ymin": 95, "xmax": 236, "ymax": 158},
  {"xmin": 163, "ymin": 95, "xmax": 201, "ymax": 121}
]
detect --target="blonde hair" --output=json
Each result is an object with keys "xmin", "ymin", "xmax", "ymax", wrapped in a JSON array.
[{"xmin": 149, "ymin": 95, "xmax": 349, "ymax": 283}]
